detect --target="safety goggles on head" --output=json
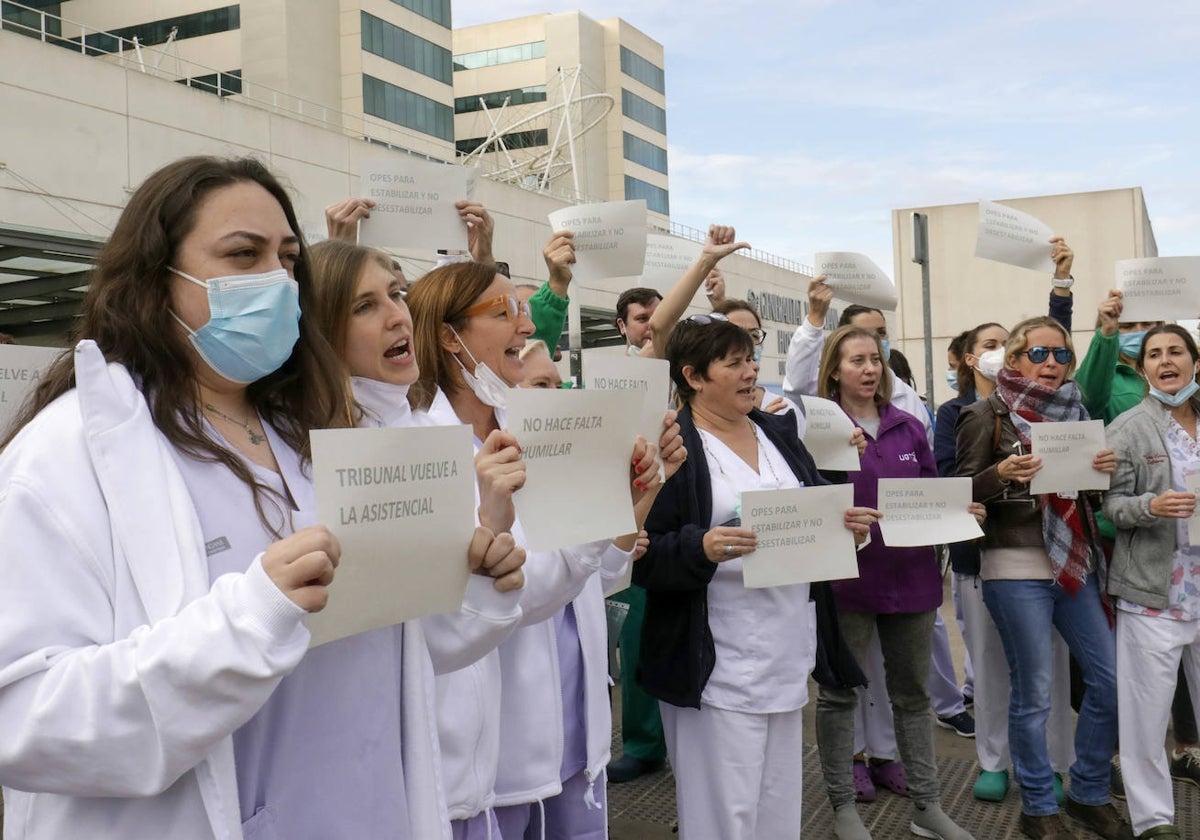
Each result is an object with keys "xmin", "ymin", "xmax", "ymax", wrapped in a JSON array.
[
  {"xmin": 1022, "ymin": 346, "xmax": 1073, "ymax": 365},
  {"xmin": 463, "ymin": 293, "xmax": 532, "ymax": 322}
]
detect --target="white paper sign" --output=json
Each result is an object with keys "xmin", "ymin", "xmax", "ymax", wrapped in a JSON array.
[
  {"xmin": 1186, "ymin": 472, "xmax": 1200, "ymax": 547},
  {"xmin": 643, "ymin": 234, "xmax": 705, "ymax": 302},
  {"xmin": 1114, "ymin": 257, "xmax": 1200, "ymax": 322},
  {"xmin": 798, "ymin": 395, "xmax": 861, "ymax": 471},
  {"xmin": 876, "ymin": 478, "xmax": 983, "ymax": 547},
  {"xmin": 584, "ymin": 353, "xmax": 670, "ymax": 449},
  {"xmin": 813, "ymin": 252, "xmax": 898, "ymax": 311},
  {"xmin": 740, "ymin": 484, "xmax": 858, "ymax": 588},
  {"xmin": 974, "ymin": 200, "xmax": 1056, "ymax": 274},
  {"xmin": 548, "ymin": 200, "xmax": 647, "ymax": 284},
  {"xmin": 507, "ymin": 387, "xmax": 643, "ymax": 551},
  {"xmin": 0, "ymin": 345, "xmax": 61, "ymax": 436},
  {"xmin": 358, "ymin": 157, "xmax": 478, "ymax": 251},
  {"xmin": 1029, "ymin": 420, "xmax": 1110, "ymax": 495},
  {"xmin": 308, "ymin": 425, "xmax": 476, "ymax": 647}
]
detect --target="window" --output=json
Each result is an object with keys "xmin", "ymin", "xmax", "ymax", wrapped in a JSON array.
[
  {"xmin": 388, "ymin": 0, "xmax": 450, "ymax": 28},
  {"xmin": 621, "ymin": 89, "xmax": 666, "ymax": 134},
  {"xmin": 69, "ymin": 5, "xmax": 240, "ymax": 54},
  {"xmin": 454, "ymin": 85, "xmax": 547, "ymax": 114},
  {"xmin": 176, "ymin": 69, "xmax": 242, "ymax": 97},
  {"xmin": 363, "ymin": 75, "xmax": 454, "ymax": 142},
  {"xmin": 453, "ymin": 40, "xmax": 545, "ymax": 71},
  {"xmin": 456, "ymin": 129, "xmax": 549, "ymax": 156},
  {"xmin": 619, "ymin": 46, "xmax": 664, "ymax": 93},
  {"xmin": 361, "ymin": 12, "xmax": 451, "ymax": 85},
  {"xmin": 625, "ymin": 176, "xmax": 669, "ymax": 215},
  {"xmin": 623, "ymin": 133, "xmax": 668, "ymax": 174}
]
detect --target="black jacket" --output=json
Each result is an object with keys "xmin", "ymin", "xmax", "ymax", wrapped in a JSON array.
[{"xmin": 633, "ymin": 405, "xmax": 866, "ymax": 709}]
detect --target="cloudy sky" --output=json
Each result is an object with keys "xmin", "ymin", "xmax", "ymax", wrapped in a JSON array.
[{"xmin": 455, "ymin": 0, "xmax": 1199, "ymax": 275}]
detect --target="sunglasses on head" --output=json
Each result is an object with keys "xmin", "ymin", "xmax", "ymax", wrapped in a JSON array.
[
  {"xmin": 463, "ymin": 294, "xmax": 532, "ymax": 322},
  {"xmin": 1023, "ymin": 346, "xmax": 1073, "ymax": 364},
  {"xmin": 687, "ymin": 312, "xmax": 765, "ymax": 345}
]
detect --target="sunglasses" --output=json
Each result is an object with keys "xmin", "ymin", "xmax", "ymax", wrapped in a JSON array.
[
  {"xmin": 687, "ymin": 312, "xmax": 765, "ymax": 345},
  {"xmin": 1022, "ymin": 346, "xmax": 1073, "ymax": 364},
  {"xmin": 463, "ymin": 293, "xmax": 532, "ymax": 322}
]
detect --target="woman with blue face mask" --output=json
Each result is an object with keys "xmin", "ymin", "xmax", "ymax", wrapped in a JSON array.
[
  {"xmin": 0, "ymin": 157, "xmax": 467, "ymax": 839},
  {"xmin": 1104, "ymin": 324, "xmax": 1200, "ymax": 840}
]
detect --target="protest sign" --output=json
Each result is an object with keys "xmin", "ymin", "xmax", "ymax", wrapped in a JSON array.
[
  {"xmin": 877, "ymin": 477, "xmax": 983, "ymax": 546},
  {"xmin": 798, "ymin": 395, "xmax": 860, "ymax": 471},
  {"xmin": 507, "ymin": 387, "xmax": 643, "ymax": 551},
  {"xmin": 741, "ymin": 484, "xmax": 858, "ymax": 588},
  {"xmin": 1029, "ymin": 420, "xmax": 1110, "ymax": 495},
  {"xmin": 974, "ymin": 199, "xmax": 1056, "ymax": 274},
  {"xmin": 309, "ymin": 425, "xmax": 475, "ymax": 646},
  {"xmin": 814, "ymin": 252, "xmax": 898, "ymax": 311},
  {"xmin": 1115, "ymin": 257, "xmax": 1200, "ymax": 322},
  {"xmin": 548, "ymin": 200, "xmax": 647, "ymax": 284},
  {"xmin": 358, "ymin": 157, "xmax": 477, "ymax": 251}
]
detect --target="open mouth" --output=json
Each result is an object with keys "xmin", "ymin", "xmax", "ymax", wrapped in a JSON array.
[{"xmin": 383, "ymin": 338, "xmax": 411, "ymax": 360}]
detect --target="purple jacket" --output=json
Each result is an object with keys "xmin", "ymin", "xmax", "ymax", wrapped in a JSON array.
[{"xmin": 832, "ymin": 402, "xmax": 943, "ymax": 614}]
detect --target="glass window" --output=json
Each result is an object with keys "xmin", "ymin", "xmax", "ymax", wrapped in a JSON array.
[
  {"xmin": 621, "ymin": 89, "xmax": 666, "ymax": 134},
  {"xmin": 176, "ymin": 68, "xmax": 242, "ymax": 97},
  {"xmin": 622, "ymin": 132, "xmax": 668, "ymax": 174},
  {"xmin": 625, "ymin": 176, "xmax": 669, "ymax": 215},
  {"xmin": 388, "ymin": 0, "xmax": 450, "ymax": 28},
  {"xmin": 453, "ymin": 40, "xmax": 544, "ymax": 72},
  {"xmin": 619, "ymin": 46, "xmax": 665, "ymax": 93},
  {"xmin": 362, "ymin": 75, "xmax": 454, "ymax": 142},
  {"xmin": 454, "ymin": 85, "xmax": 547, "ymax": 114},
  {"xmin": 360, "ymin": 12, "xmax": 452, "ymax": 85},
  {"xmin": 66, "ymin": 4, "xmax": 240, "ymax": 55},
  {"xmin": 456, "ymin": 129, "xmax": 549, "ymax": 156}
]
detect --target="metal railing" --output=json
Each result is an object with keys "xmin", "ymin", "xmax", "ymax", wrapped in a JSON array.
[{"xmin": 1, "ymin": 0, "xmax": 812, "ymax": 276}]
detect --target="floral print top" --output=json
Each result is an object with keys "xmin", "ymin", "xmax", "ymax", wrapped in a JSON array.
[{"xmin": 1117, "ymin": 415, "xmax": 1200, "ymax": 621}]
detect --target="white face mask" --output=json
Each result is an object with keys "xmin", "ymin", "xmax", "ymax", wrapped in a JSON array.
[
  {"xmin": 974, "ymin": 348, "xmax": 1006, "ymax": 382},
  {"xmin": 448, "ymin": 325, "xmax": 511, "ymax": 410}
]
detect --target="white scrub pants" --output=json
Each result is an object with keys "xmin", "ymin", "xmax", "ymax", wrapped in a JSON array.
[
  {"xmin": 958, "ymin": 573, "xmax": 1073, "ymax": 773},
  {"xmin": 1117, "ymin": 610, "xmax": 1200, "ymax": 836},
  {"xmin": 660, "ymin": 701, "xmax": 805, "ymax": 840}
]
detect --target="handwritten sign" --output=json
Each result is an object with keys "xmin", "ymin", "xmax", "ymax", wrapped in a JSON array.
[
  {"xmin": 740, "ymin": 484, "xmax": 858, "ymax": 588},
  {"xmin": 506, "ymin": 387, "xmax": 643, "ymax": 551},
  {"xmin": 1029, "ymin": 420, "xmax": 1110, "ymax": 495},
  {"xmin": 358, "ymin": 157, "xmax": 478, "ymax": 251},
  {"xmin": 308, "ymin": 425, "xmax": 475, "ymax": 646},
  {"xmin": 643, "ymin": 234, "xmax": 705, "ymax": 302},
  {"xmin": 974, "ymin": 199, "xmax": 1056, "ymax": 274},
  {"xmin": 814, "ymin": 252, "xmax": 898, "ymax": 311},
  {"xmin": 877, "ymin": 477, "xmax": 982, "ymax": 546},
  {"xmin": 0, "ymin": 345, "xmax": 61, "ymax": 437},
  {"xmin": 798, "ymin": 395, "xmax": 860, "ymax": 471},
  {"xmin": 1115, "ymin": 257, "xmax": 1200, "ymax": 322},
  {"xmin": 548, "ymin": 200, "xmax": 647, "ymax": 284}
]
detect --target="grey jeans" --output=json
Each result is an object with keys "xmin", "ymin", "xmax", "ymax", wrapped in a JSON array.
[{"xmin": 816, "ymin": 610, "xmax": 940, "ymax": 808}]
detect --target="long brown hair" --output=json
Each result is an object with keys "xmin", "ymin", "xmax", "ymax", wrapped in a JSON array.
[
  {"xmin": 817, "ymin": 324, "xmax": 894, "ymax": 406},
  {"xmin": 307, "ymin": 239, "xmax": 397, "ymax": 358},
  {"xmin": 404, "ymin": 261, "xmax": 499, "ymax": 410},
  {"xmin": 3, "ymin": 156, "xmax": 352, "ymax": 530}
]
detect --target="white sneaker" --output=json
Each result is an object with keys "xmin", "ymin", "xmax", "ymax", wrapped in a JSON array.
[{"xmin": 910, "ymin": 802, "xmax": 974, "ymax": 840}]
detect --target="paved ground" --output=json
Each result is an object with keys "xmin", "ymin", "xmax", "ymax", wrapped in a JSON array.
[{"xmin": 607, "ymin": 578, "xmax": 1200, "ymax": 838}]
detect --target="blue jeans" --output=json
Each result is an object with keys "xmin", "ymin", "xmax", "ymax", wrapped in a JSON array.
[{"xmin": 983, "ymin": 573, "xmax": 1117, "ymax": 816}]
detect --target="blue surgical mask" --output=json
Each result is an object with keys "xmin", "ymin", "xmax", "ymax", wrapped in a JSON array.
[
  {"xmin": 753, "ymin": 345, "xmax": 764, "ymax": 364},
  {"xmin": 1150, "ymin": 379, "xmax": 1199, "ymax": 407},
  {"xmin": 170, "ymin": 267, "xmax": 300, "ymax": 384},
  {"xmin": 945, "ymin": 370, "xmax": 958, "ymax": 390},
  {"xmin": 1119, "ymin": 330, "xmax": 1147, "ymax": 360},
  {"xmin": 880, "ymin": 338, "xmax": 891, "ymax": 361}
]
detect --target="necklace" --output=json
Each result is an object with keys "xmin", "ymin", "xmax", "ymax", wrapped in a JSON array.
[
  {"xmin": 698, "ymin": 418, "xmax": 785, "ymax": 518},
  {"xmin": 203, "ymin": 402, "xmax": 266, "ymax": 446}
]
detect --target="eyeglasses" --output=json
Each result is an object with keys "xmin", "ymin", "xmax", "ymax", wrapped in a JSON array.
[
  {"xmin": 1023, "ymin": 346, "xmax": 1073, "ymax": 364},
  {"xmin": 687, "ymin": 312, "xmax": 765, "ymax": 345},
  {"xmin": 463, "ymin": 294, "xmax": 532, "ymax": 322}
]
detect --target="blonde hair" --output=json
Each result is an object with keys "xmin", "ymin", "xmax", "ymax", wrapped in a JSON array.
[
  {"xmin": 817, "ymin": 324, "xmax": 894, "ymax": 406},
  {"xmin": 1004, "ymin": 316, "xmax": 1076, "ymax": 379},
  {"xmin": 519, "ymin": 338, "xmax": 551, "ymax": 362}
]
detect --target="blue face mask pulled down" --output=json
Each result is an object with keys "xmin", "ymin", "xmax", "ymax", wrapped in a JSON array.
[
  {"xmin": 1150, "ymin": 379, "xmax": 1200, "ymax": 407},
  {"xmin": 880, "ymin": 338, "xmax": 891, "ymax": 361},
  {"xmin": 170, "ymin": 267, "xmax": 300, "ymax": 384},
  {"xmin": 1118, "ymin": 330, "xmax": 1147, "ymax": 360}
]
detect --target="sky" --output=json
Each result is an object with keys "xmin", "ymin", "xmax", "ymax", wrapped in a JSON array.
[{"xmin": 454, "ymin": 0, "xmax": 1200, "ymax": 276}]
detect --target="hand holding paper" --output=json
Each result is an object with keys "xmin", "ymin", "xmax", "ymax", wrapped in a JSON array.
[
  {"xmin": 876, "ymin": 478, "xmax": 983, "ymax": 547},
  {"xmin": 358, "ymin": 157, "xmax": 476, "ymax": 251},
  {"xmin": 475, "ymin": 429, "xmax": 526, "ymax": 534},
  {"xmin": 798, "ymin": 395, "xmax": 861, "ymax": 471},
  {"xmin": 456, "ymin": 200, "xmax": 494, "ymax": 264},
  {"xmin": 262, "ymin": 525, "xmax": 341, "ymax": 613},
  {"xmin": 740, "ymin": 485, "xmax": 860, "ymax": 587},
  {"xmin": 1029, "ymin": 420, "xmax": 1110, "ymax": 495},
  {"xmin": 547, "ymin": 200, "xmax": 648, "ymax": 285}
]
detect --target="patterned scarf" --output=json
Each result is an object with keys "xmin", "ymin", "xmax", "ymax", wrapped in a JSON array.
[{"xmin": 995, "ymin": 368, "xmax": 1105, "ymax": 597}]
